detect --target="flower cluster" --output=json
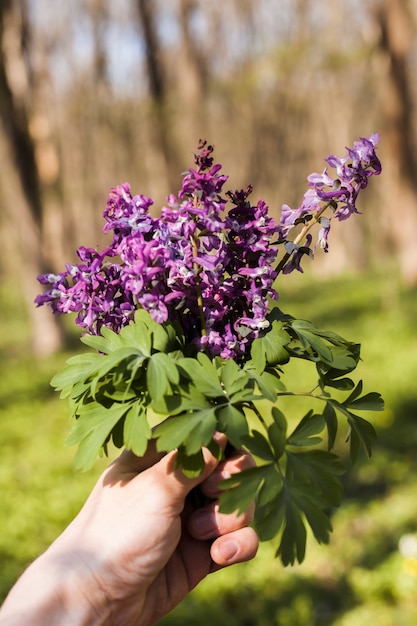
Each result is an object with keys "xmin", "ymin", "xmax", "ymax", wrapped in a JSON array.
[
  {"xmin": 36, "ymin": 136, "xmax": 381, "ymax": 359},
  {"xmin": 277, "ymin": 133, "xmax": 381, "ymax": 269}
]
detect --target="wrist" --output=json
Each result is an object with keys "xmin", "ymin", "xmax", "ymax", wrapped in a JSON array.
[{"xmin": 0, "ymin": 548, "xmax": 109, "ymax": 626}]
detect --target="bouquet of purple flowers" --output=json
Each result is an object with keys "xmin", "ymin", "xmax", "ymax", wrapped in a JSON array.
[{"xmin": 36, "ymin": 136, "xmax": 383, "ymax": 565}]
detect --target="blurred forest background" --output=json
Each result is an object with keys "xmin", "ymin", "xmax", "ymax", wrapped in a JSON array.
[
  {"xmin": 1, "ymin": 0, "xmax": 417, "ymax": 624},
  {"xmin": 2, "ymin": 0, "xmax": 417, "ymax": 355}
]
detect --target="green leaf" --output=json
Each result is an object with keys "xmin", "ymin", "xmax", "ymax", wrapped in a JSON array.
[
  {"xmin": 66, "ymin": 402, "xmax": 131, "ymax": 471},
  {"xmin": 287, "ymin": 411, "xmax": 325, "ymax": 447},
  {"xmin": 290, "ymin": 320, "xmax": 333, "ymax": 361},
  {"xmin": 132, "ymin": 308, "xmax": 175, "ymax": 352},
  {"xmin": 289, "ymin": 320, "xmax": 359, "ymax": 370},
  {"xmin": 155, "ymin": 407, "xmax": 217, "ymax": 455},
  {"xmin": 347, "ymin": 413, "xmax": 377, "ymax": 462},
  {"xmin": 255, "ymin": 494, "xmax": 286, "ymax": 542},
  {"xmin": 175, "ymin": 447, "xmax": 206, "ymax": 478},
  {"xmin": 220, "ymin": 359, "xmax": 247, "ymax": 396},
  {"xmin": 323, "ymin": 377, "xmax": 355, "ymax": 391},
  {"xmin": 216, "ymin": 403, "xmax": 249, "ymax": 448},
  {"xmin": 245, "ymin": 367, "xmax": 285, "ymax": 402},
  {"xmin": 347, "ymin": 392, "xmax": 385, "ymax": 412},
  {"xmin": 119, "ymin": 317, "xmax": 152, "ymax": 356},
  {"xmin": 179, "ymin": 354, "xmax": 224, "ymax": 398},
  {"xmin": 256, "ymin": 464, "xmax": 284, "ymax": 507},
  {"xmin": 344, "ymin": 380, "xmax": 363, "ymax": 404},
  {"xmin": 81, "ymin": 325, "xmax": 124, "ymax": 353},
  {"xmin": 95, "ymin": 347, "xmax": 145, "ymax": 381},
  {"xmin": 324, "ymin": 346, "xmax": 358, "ymax": 370},
  {"xmin": 51, "ymin": 353, "xmax": 102, "ymax": 391},
  {"xmin": 269, "ymin": 406, "xmax": 287, "ymax": 458},
  {"xmin": 323, "ymin": 401, "xmax": 338, "ymax": 450},
  {"xmin": 123, "ymin": 403, "xmax": 151, "ymax": 457},
  {"xmin": 285, "ymin": 450, "xmax": 344, "ymax": 508},
  {"xmin": 219, "ymin": 465, "xmax": 271, "ymax": 515},
  {"xmin": 242, "ymin": 430, "xmax": 275, "ymax": 462},
  {"xmin": 268, "ymin": 421, "xmax": 287, "ymax": 459},
  {"xmin": 277, "ymin": 495, "xmax": 307, "ymax": 566},
  {"xmin": 150, "ymin": 385, "xmax": 211, "ymax": 416},
  {"xmin": 251, "ymin": 321, "xmax": 291, "ymax": 372},
  {"xmin": 146, "ymin": 352, "xmax": 180, "ymax": 403},
  {"xmin": 292, "ymin": 485, "xmax": 333, "ymax": 545}
]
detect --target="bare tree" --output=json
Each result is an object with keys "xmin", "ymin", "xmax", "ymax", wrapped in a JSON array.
[
  {"xmin": 135, "ymin": 0, "xmax": 178, "ymax": 198},
  {"xmin": 374, "ymin": 0, "xmax": 417, "ymax": 285},
  {"xmin": 0, "ymin": 0, "xmax": 63, "ymax": 355}
]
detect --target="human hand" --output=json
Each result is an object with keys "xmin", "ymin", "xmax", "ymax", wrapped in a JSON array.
[{"xmin": 0, "ymin": 438, "xmax": 258, "ymax": 626}]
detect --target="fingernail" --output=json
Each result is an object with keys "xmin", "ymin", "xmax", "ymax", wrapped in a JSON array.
[{"xmin": 219, "ymin": 539, "xmax": 239, "ymax": 562}]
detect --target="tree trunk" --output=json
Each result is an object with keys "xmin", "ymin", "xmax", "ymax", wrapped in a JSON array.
[
  {"xmin": 0, "ymin": 0, "xmax": 63, "ymax": 355},
  {"xmin": 136, "ymin": 0, "xmax": 178, "ymax": 199},
  {"xmin": 374, "ymin": 0, "xmax": 417, "ymax": 285}
]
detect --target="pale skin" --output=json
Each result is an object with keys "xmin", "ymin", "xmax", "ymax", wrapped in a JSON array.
[{"xmin": 0, "ymin": 438, "xmax": 258, "ymax": 626}]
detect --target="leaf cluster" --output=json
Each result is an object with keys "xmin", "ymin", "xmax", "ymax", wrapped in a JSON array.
[{"xmin": 52, "ymin": 308, "xmax": 384, "ymax": 566}]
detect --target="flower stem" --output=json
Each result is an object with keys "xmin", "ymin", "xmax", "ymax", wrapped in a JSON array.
[
  {"xmin": 246, "ymin": 401, "xmax": 269, "ymax": 430},
  {"xmin": 274, "ymin": 200, "xmax": 333, "ymax": 276},
  {"xmin": 191, "ymin": 232, "xmax": 207, "ymax": 337}
]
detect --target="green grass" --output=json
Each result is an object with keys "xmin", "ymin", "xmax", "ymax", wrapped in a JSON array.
[{"xmin": 1, "ymin": 264, "xmax": 417, "ymax": 624}]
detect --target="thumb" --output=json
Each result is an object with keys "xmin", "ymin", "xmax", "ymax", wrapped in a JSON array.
[{"xmin": 149, "ymin": 448, "xmax": 219, "ymax": 502}]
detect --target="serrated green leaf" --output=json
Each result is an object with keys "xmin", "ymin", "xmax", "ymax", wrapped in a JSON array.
[
  {"xmin": 268, "ymin": 421, "xmax": 287, "ymax": 459},
  {"xmin": 219, "ymin": 465, "xmax": 270, "ymax": 515},
  {"xmin": 292, "ymin": 485, "xmax": 333, "ymax": 544},
  {"xmin": 132, "ymin": 308, "xmax": 174, "ymax": 352},
  {"xmin": 150, "ymin": 385, "xmax": 211, "ymax": 416},
  {"xmin": 347, "ymin": 413, "xmax": 377, "ymax": 461},
  {"xmin": 216, "ymin": 403, "xmax": 249, "ymax": 448},
  {"xmin": 251, "ymin": 321, "xmax": 291, "ymax": 372},
  {"xmin": 147, "ymin": 352, "xmax": 180, "ymax": 403},
  {"xmin": 285, "ymin": 450, "xmax": 344, "ymax": 508},
  {"xmin": 255, "ymin": 493, "xmax": 286, "ymax": 541},
  {"xmin": 123, "ymin": 403, "xmax": 151, "ymax": 456},
  {"xmin": 51, "ymin": 353, "xmax": 102, "ymax": 391},
  {"xmin": 242, "ymin": 430, "xmax": 275, "ymax": 461},
  {"xmin": 256, "ymin": 464, "xmax": 284, "ymax": 507},
  {"xmin": 155, "ymin": 407, "xmax": 217, "ymax": 455},
  {"xmin": 245, "ymin": 368, "xmax": 285, "ymax": 402},
  {"xmin": 89, "ymin": 325, "xmax": 125, "ymax": 352},
  {"xmin": 290, "ymin": 320, "xmax": 359, "ymax": 370},
  {"xmin": 96, "ymin": 347, "xmax": 145, "ymax": 381},
  {"xmin": 219, "ymin": 362, "xmax": 258, "ymax": 402},
  {"xmin": 271, "ymin": 406, "xmax": 287, "ymax": 433},
  {"xmin": 277, "ymin": 496, "xmax": 307, "ymax": 565},
  {"xmin": 287, "ymin": 411, "xmax": 325, "ymax": 447},
  {"xmin": 291, "ymin": 321, "xmax": 333, "ymax": 360},
  {"xmin": 220, "ymin": 359, "xmax": 244, "ymax": 395},
  {"xmin": 102, "ymin": 389, "xmax": 137, "ymax": 402},
  {"xmin": 175, "ymin": 447, "xmax": 206, "ymax": 478},
  {"xmin": 66, "ymin": 402, "xmax": 131, "ymax": 471},
  {"xmin": 179, "ymin": 354, "xmax": 224, "ymax": 398}
]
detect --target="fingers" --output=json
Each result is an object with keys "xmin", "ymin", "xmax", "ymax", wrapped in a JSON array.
[
  {"xmin": 199, "ymin": 448, "xmax": 256, "ymax": 499},
  {"xmin": 107, "ymin": 432, "xmax": 229, "ymax": 483},
  {"xmin": 186, "ymin": 448, "xmax": 258, "ymax": 568},
  {"xmin": 210, "ymin": 527, "xmax": 259, "ymax": 570},
  {"xmin": 187, "ymin": 498, "xmax": 255, "ymax": 540}
]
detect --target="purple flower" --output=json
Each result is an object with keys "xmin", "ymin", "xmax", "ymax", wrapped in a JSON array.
[
  {"xmin": 36, "ymin": 136, "xmax": 381, "ymax": 358},
  {"xmin": 276, "ymin": 133, "xmax": 381, "ymax": 274}
]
